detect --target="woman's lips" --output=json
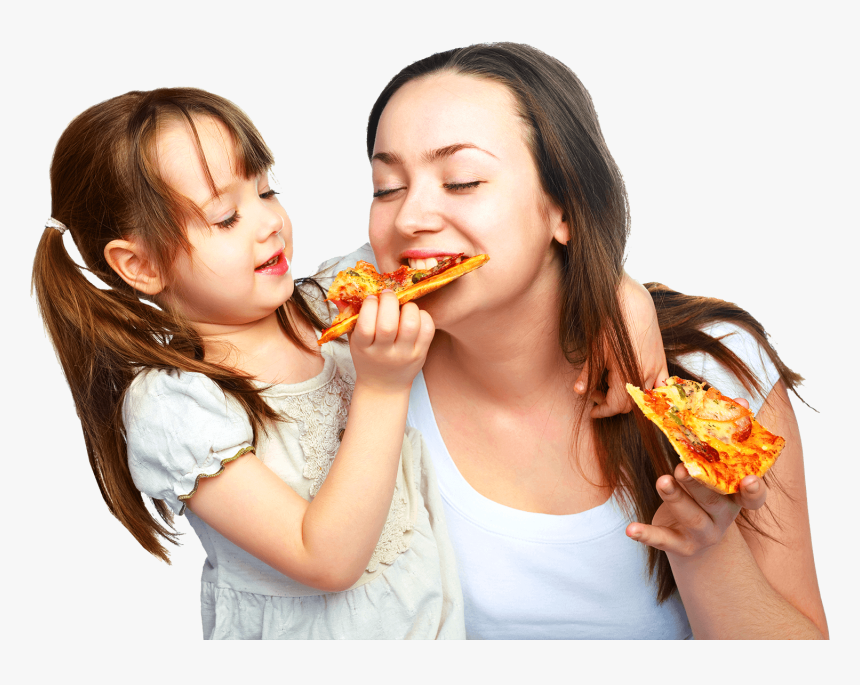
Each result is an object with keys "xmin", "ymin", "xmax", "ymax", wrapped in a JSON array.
[{"xmin": 255, "ymin": 250, "xmax": 290, "ymax": 276}]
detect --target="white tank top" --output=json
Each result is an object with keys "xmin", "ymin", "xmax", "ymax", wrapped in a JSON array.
[{"xmin": 406, "ymin": 322, "xmax": 779, "ymax": 639}]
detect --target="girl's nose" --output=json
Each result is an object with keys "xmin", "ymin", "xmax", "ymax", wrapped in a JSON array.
[{"xmin": 257, "ymin": 203, "xmax": 286, "ymax": 241}]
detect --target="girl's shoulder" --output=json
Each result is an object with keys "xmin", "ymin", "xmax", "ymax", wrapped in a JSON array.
[
  {"xmin": 123, "ymin": 367, "xmax": 254, "ymax": 515},
  {"xmin": 315, "ymin": 243, "xmax": 377, "ymax": 285}
]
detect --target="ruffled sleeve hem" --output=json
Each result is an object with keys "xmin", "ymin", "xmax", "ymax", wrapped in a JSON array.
[{"xmin": 177, "ymin": 445, "xmax": 255, "ymax": 515}]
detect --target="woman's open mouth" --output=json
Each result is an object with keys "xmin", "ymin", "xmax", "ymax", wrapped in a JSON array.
[{"xmin": 255, "ymin": 250, "xmax": 290, "ymax": 276}]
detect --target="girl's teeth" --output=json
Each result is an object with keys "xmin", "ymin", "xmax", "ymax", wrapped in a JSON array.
[
  {"xmin": 408, "ymin": 257, "xmax": 441, "ymax": 270},
  {"xmin": 425, "ymin": 257, "xmax": 438, "ymax": 269}
]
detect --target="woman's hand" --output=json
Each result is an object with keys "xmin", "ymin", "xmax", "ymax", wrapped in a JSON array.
[
  {"xmin": 625, "ymin": 398, "xmax": 768, "ymax": 557},
  {"xmin": 626, "ymin": 463, "xmax": 767, "ymax": 557},
  {"xmin": 575, "ymin": 272, "xmax": 669, "ymax": 418},
  {"xmin": 347, "ymin": 290, "xmax": 435, "ymax": 391}
]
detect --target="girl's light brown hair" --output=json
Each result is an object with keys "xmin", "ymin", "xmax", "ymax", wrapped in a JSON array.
[
  {"xmin": 33, "ymin": 88, "xmax": 327, "ymax": 561},
  {"xmin": 366, "ymin": 43, "xmax": 805, "ymax": 602}
]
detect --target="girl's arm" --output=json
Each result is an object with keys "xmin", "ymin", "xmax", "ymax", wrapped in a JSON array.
[
  {"xmin": 627, "ymin": 382, "xmax": 828, "ymax": 639},
  {"xmin": 186, "ymin": 292, "xmax": 434, "ymax": 592},
  {"xmin": 575, "ymin": 271, "xmax": 669, "ymax": 418}
]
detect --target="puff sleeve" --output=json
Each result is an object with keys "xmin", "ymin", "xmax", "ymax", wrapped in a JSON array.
[{"xmin": 122, "ymin": 368, "xmax": 255, "ymax": 515}]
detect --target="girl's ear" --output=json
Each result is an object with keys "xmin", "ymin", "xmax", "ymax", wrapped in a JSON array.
[{"xmin": 104, "ymin": 239, "xmax": 165, "ymax": 296}]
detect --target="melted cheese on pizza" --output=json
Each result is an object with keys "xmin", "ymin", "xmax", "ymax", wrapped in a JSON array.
[{"xmin": 627, "ymin": 377, "xmax": 784, "ymax": 494}]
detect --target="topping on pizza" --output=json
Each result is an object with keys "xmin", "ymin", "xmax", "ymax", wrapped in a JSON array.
[
  {"xmin": 318, "ymin": 254, "xmax": 490, "ymax": 345},
  {"xmin": 626, "ymin": 376, "xmax": 784, "ymax": 494}
]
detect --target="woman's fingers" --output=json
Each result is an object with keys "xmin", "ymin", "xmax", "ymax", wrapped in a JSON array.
[
  {"xmin": 733, "ymin": 475, "xmax": 768, "ymax": 510},
  {"xmin": 626, "ymin": 521, "xmax": 688, "ymax": 554},
  {"xmin": 674, "ymin": 463, "xmax": 741, "ymax": 523}
]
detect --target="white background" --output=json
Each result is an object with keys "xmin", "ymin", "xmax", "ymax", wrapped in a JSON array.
[{"xmin": 2, "ymin": 0, "xmax": 855, "ymax": 673}]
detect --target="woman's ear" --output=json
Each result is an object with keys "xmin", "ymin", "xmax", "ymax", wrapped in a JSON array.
[
  {"xmin": 104, "ymin": 239, "xmax": 165, "ymax": 296},
  {"xmin": 552, "ymin": 209, "xmax": 571, "ymax": 246}
]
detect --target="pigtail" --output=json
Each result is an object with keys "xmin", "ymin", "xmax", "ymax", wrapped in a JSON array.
[{"xmin": 33, "ymin": 225, "xmax": 179, "ymax": 559}]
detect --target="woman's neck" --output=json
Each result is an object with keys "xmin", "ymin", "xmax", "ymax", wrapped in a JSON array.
[
  {"xmin": 424, "ymin": 285, "xmax": 581, "ymax": 408},
  {"xmin": 197, "ymin": 307, "xmax": 322, "ymax": 384}
]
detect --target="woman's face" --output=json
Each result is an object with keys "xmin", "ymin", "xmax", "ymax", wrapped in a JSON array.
[{"xmin": 368, "ymin": 72, "xmax": 568, "ymax": 332}]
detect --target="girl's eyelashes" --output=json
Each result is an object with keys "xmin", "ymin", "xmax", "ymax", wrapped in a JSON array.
[
  {"xmin": 216, "ymin": 212, "xmax": 241, "ymax": 230},
  {"xmin": 214, "ymin": 190, "xmax": 277, "ymax": 228}
]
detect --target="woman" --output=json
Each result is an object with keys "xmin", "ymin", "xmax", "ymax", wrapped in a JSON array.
[{"xmin": 325, "ymin": 43, "xmax": 827, "ymax": 638}]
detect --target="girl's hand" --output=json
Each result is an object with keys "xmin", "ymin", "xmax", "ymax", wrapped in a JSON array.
[
  {"xmin": 625, "ymin": 398, "xmax": 768, "ymax": 558},
  {"xmin": 347, "ymin": 290, "xmax": 435, "ymax": 391},
  {"xmin": 575, "ymin": 272, "xmax": 669, "ymax": 418}
]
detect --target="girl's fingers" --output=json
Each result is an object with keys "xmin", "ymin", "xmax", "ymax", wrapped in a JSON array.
[
  {"xmin": 372, "ymin": 290, "xmax": 401, "ymax": 345},
  {"xmin": 415, "ymin": 310, "xmax": 436, "ymax": 351},
  {"xmin": 351, "ymin": 295, "xmax": 379, "ymax": 346},
  {"xmin": 395, "ymin": 302, "xmax": 422, "ymax": 344}
]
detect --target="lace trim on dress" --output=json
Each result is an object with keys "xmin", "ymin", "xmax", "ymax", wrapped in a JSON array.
[
  {"xmin": 177, "ymin": 445, "xmax": 256, "ymax": 514},
  {"xmin": 281, "ymin": 372, "xmax": 355, "ymax": 497},
  {"xmin": 281, "ymin": 370, "xmax": 413, "ymax": 572},
  {"xmin": 366, "ymin": 481, "xmax": 413, "ymax": 572}
]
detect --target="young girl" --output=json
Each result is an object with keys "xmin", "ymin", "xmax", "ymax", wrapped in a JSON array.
[
  {"xmin": 32, "ymin": 88, "xmax": 464, "ymax": 639},
  {"xmin": 33, "ymin": 86, "xmax": 671, "ymax": 640}
]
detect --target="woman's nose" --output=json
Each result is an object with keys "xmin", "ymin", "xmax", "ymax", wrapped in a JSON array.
[{"xmin": 393, "ymin": 184, "xmax": 445, "ymax": 238}]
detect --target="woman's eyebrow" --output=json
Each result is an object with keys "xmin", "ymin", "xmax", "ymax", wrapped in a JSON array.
[
  {"xmin": 371, "ymin": 143, "xmax": 497, "ymax": 166},
  {"xmin": 423, "ymin": 143, "xmax": 497, "ymax": 162}
]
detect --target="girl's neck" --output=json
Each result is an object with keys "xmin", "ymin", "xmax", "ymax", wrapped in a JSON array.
[{"xmin": 197, "ymin": 306, "xmax": 323, "ymax": 385}]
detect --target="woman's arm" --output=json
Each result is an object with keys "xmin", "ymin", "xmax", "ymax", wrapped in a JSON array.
[
  {"xmin": 187, "ymin": 293, "xmax": 435, "ymax": 592},
  {"xmin": 628, "ymin": 382, "xmax": 827, "ymax": 638},
  {"xmin": 576, "ymin": 271, "xmax": 669, "ymax": 417}
]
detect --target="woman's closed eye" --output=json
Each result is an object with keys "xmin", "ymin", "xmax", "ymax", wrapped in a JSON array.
[
  {"xmin": 373, "ymin": 180, "xmax": 483, "ymax": 198},
  {"xmin": 260, "ymin": 189, "xmax": 279, "ymax": 200},
  {"xmin": 373, "ymin": 186, "xmax": 404, "ymax": 199},
  {"xmin": 443, "ymin": 180, "xmax": 482, "ymax": 192}
]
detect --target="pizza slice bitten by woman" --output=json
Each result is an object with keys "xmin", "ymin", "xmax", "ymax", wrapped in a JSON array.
[
  {"xmin": 626, "ymin": 376, "xmax": 784, "ymax": 494},
  {"xmin": 318, "ymin": 253, "xmax": 490, "ymax": 345}
]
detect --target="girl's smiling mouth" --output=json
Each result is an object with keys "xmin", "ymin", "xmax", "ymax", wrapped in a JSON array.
[{"xmin": 255, "ymin": 250, "xmax": 290, "ymax": 275}]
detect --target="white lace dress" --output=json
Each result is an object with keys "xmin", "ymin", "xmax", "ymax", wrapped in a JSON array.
[{"xmin": 122, "ymin": 341, "xmax": 465, "ymax": 639}]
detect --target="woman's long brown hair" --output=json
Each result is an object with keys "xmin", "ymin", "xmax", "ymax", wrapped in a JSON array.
[
  {"xmin": 32, "ymin": 88, "xmax": 327, "ymax": 562},
  {"xmin": 366, "ymin": 43, "xmax": 804, "ymax": 602}
]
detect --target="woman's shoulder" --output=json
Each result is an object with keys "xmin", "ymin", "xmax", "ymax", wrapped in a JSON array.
[{"xmin": 676, "ymin": 321, "xmax": 782, "ymax": 414}]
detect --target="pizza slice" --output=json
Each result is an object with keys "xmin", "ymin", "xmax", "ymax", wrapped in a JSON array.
[
  {"xmin": 318, "ymin": 253, "xmax": 490, "ymax": 345},
  {"xmin": 626, "ymin": 376, "xmax": 784, "ymax": 494}
]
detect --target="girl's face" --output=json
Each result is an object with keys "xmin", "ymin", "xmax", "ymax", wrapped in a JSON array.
[
  {"xmin": 157, "ymin": 116, "xmax": 294, "ymax": 328},
  {"xmin": 368, "ymin": 72, "xmax": 568, "ymax": 332}
]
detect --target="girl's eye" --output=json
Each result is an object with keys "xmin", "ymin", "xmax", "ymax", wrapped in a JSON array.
[
  {"xmin": 444, "ymin": 181, "xmax": 482, "ymax": 191},
  {"xmin": 216, "ymin": 212, "xmax": 241, "ymax": 230},
  {"xmin": 260, "ymin": 189, "xmax": 279, "ymax": 199},
  {"xmin": 373, "ymin": 187, "xmax": 404, "ymax": 199}
]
